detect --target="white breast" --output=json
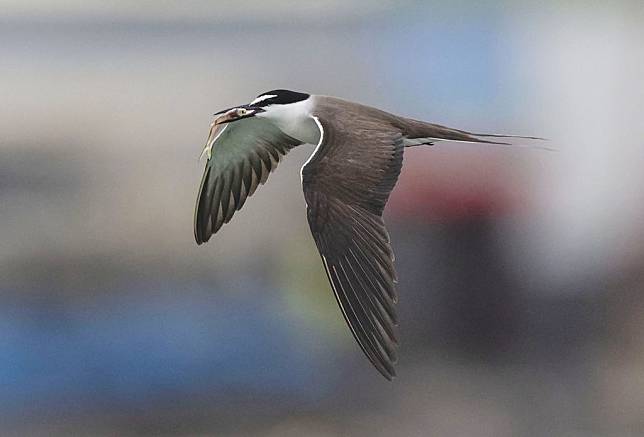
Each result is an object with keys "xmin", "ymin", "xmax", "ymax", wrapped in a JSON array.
[{"xmin": 257, "ymin": 97, "xmax": 321, "ymax": 145}]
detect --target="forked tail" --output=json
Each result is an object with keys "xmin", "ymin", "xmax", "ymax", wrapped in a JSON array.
[{"xmin": 401, "ymin": 119, "xmax": 552, "ymax": 150}]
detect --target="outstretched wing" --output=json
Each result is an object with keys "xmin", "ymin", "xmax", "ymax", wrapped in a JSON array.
[
  {"xmin": 301, "ymin": 114, "xmax": 404, "ymax": 380},
  {"xmin": 195, "ymin": 117, "xmax": 301, "ymax": 244}
]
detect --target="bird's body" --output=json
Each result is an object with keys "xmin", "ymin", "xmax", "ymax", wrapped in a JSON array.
[{"xmin": 194, "ymin": 90, "xmax": 542, "ymax": 379}]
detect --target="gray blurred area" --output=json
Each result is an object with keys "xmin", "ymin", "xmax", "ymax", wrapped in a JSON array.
[{"xmin": 2, "ymin": 1, "xmax": 644, "ymax": 435}]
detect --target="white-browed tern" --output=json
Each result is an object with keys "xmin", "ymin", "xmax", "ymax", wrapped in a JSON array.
[{"xmin": 194, "ymin": 89, "xmax": 543, "ymax": 380}]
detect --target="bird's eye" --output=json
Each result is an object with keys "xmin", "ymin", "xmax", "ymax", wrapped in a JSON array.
[{"xmin": 237, "ymin": 108, "xmax": 248, "ymax": 116}]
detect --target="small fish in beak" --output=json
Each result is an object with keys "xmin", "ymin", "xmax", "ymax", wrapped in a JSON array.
[
  {"xmin": 199, "ymin": 105, "xmax": 263, "ymax": 160},
  {"xmin": 200, "ymin": 115, "xmax": 229, "ymax": 161},
  {"xmin": 214, "ymin": 108, "xmax": 241, "ymax": 125}
]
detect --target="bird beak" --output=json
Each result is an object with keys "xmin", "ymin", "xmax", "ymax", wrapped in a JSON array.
[{"xmin": 249, "ymin": 106, "xmax": 266, "ymax": 115}]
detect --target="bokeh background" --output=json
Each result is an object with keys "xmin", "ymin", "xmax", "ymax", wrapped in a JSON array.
[{"xmin": 2, "ymin": 1, "xmax": 644, "ymax": 435}]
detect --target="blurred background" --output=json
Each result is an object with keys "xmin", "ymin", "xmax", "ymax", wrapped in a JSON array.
[{"xmin": 2, "ymin": 1, "xmax": 644, "ymax": 435}]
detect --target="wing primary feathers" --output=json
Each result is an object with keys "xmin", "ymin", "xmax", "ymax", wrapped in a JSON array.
[
  {"xmin": 351, "ymin": 239, "xmax": 397, "ymax": 303},
  {"xmin": 259, "ymin": 158, "xmax": 270, "ymax": 184},
  {"xmin": 337, "ymin": 262, "xmax": 397, "ymax": 376},
  {"xmin": 241, "ymin": 159, "xmax": 253, "ymax": 197},
  {"xmin": 248, "ymin": 164, "xmax": 260, "ymax": 196},
  {"xmin": 212, "ymin": 184, "xmax": 225, "ymax": 234},
  {"xmin": 327, "ymin": 261, "xmax": 396, "ymax": 380},
  {"xmin": 218, "ymin": 175, "xmax": 233, "ymax": 224},
  {"xmin": 224, "ymin": 186, "xmax": 236, "ymax": 223},
  {"xmin": 194, "ymin": 166, "xmax": 212, "ymax": 244},
  {"xmin": 347, "ymin": 247, "xmax": 398, "ymax": 326},
  {"xmin": 352, "ymin": 226, "xmax": 398, "ymax": 286},
  {"xmin": 249, "ymin": 153, "xmax": 263, "ymax": 180},
  {"xmin": 230, "ymin": 164, "xmax": 242, "ymax": 207},
  {"xmin": 315, "ymin": 228, "xmax": 396, "ymax": 379},
  {"xmin": 255, "ymin": 147, "xmax": 273, "ymax": 173},
  {"xmin": 267, "ymin": 146, "xmax": 281, "ymax": 163},
  {"xmin": 340, "ymin": 255, "xmax": 397, "ymax": 356},
  {"xmin": 236, "ymin": 170, "xmax": 249, "ymax": 212}
]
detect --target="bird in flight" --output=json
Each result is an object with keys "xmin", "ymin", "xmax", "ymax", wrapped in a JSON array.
[{"xmin": 194, "ymin": 89, "xmax": 542, "ymax": 380}]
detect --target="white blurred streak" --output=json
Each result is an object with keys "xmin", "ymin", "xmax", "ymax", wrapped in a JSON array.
[{"xmin": 510, "ymin": 6, "xmax": 644, "ymax": 289}]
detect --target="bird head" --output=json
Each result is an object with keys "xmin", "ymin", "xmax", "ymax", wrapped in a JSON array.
[{"xmin": 212, "ymin": 89, "xmax": 310, "ymax": 125}]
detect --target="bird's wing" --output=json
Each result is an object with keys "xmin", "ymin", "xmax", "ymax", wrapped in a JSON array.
[
  {"xmin": 195, "ymin": 117, "xmax": 301, "ymax": 244},
  {"xmin": 301, "ymin": 114, "xmax": 404, "ymax": 380}
]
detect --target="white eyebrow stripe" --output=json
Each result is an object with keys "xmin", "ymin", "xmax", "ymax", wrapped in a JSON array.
[{"xmin": 250, "ymin": 94, "xmax": 277, "ymax": 105}]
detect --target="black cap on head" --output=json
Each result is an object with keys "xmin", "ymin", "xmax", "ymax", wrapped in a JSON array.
[{"xmin": 250, "ymin": 89, "xmax": 310, "ymax": 107}]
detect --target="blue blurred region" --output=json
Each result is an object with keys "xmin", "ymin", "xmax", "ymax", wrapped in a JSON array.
[
  {"xmin": 0, "ymin": 279, "xmax": 333, "ymax": 417},
  {"xmin": 356, "ymin": 5, "xmax": 518, "ymax": 122}
]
